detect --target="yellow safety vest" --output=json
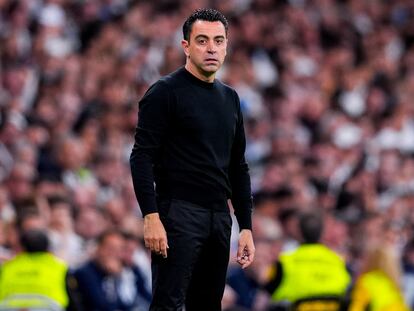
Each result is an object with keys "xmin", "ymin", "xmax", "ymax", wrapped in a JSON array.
[
  {"xmin": 272, "ymin": 244, "xmax": 350, "ymax": 302},
  {"xmin": 0, "ymin": 252, "xmax": 69, "ymax": 308},
  {"xmin": 349, "ymin": 270, "xmax": 409, "ymax": 311}
]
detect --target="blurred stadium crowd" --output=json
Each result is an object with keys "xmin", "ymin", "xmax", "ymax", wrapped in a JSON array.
[{"xmin": 1, "ymin": 0, "xmax": 414, "ymax": 310}]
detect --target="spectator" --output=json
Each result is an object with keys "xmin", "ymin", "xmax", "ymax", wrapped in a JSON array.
[
  {"xmin": 277, "ymin": 206, "xmax": 300, "ymax": 252},
  {"xmin": 0, "ymin": 228, "xmax": 79, "ymax": 311},
  {"xmin": 1, "ymin": 0, "xmax": 414, "ymax": 309},
  {"xmin": 117, "ymin": 231, "xmax": 151, "ymax": 311},
  {"xmin": 74, "ymin": 229, "xmax": 149, "ymax": 311},
  {"xmin": 265, "ymin": 211, "xmax": 350, "ymax": 310},
  {"xmin": 348, "ymin": 244, "xmax": 409, "ymax": 311},
  {"xmin": 47, "ymin": 195, "xmax": 83, "ymax": 268}
]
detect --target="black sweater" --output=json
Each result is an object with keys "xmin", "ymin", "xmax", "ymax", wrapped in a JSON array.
[{"xmin": 130, "ymin": 67, "xmax": 252, "ymax": 230}]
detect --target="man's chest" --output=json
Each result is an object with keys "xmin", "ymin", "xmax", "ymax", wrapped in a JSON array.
[{"xmin": 172, "ymin": 90, "xmax": 238, "ymax": 140}]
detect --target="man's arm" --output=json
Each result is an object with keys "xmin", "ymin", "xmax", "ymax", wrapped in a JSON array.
[
  {"xmin": 65, "ymin": 271, "xmax": 83, "ymax": 311},
  {"xmin": 130, "ymin": 80, "xmax": 172, "ymax": 258},
  {"xmin": 229, "ymin": 91, "xmax": 255, "ymax": 268},
  {"xmin": 264, "ymin": 261, "xmax": 283, "ymax": 294}
]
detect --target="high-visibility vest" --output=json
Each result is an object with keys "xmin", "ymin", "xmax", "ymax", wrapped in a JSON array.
[
  {"xmin": 349, "ymin": 270, "xmax": 409, "ymax": 311},
  {"xmin": 0, "ymin": 252, "xmax": 69, "ymax": 308},
  {"xmin": 272, "ymin": 244, "xmax": 350, "ymax": 302}
]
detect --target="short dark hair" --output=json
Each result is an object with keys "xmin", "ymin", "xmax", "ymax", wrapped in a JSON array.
[
  {"xmin": 97, "ymin": 229, "xmax": 124, "ymax": 245},
  {"xmin": 47, "ymin": 195, "xmax": 71, "ymax": 208},
  {"xmin": 20, "ymin": 229, "xmax": 49, "ymax": 253},
  {"xmin": 299, "ymin": 211, "xmax": 323, "ymax": 243},
  {"xmin": 182, "ymin": 8, "xmax": 228, "ymax": 41}
]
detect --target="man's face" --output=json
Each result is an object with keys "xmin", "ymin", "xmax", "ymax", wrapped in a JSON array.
[
  {"xmin": 96, "ymin": 234, "xmax": 125, "ymax": 275},
  {"xmin": 182, "ymin": 20, "xmax": 227, "ymax": 80}
]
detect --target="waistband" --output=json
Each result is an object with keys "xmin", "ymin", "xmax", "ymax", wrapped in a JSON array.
[{"xmin": 156, "ymin": 181, "xmax": 228, "ymax": 211}]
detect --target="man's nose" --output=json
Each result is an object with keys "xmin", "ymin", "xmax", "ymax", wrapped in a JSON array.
[{"xmin": 207, "ymin": 41, "xmax": 216, "ymax": 53}]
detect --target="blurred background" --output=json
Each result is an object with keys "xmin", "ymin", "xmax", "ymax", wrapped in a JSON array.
[{"xmin": 1, "ymin": 0, "xmax": 414, "ymax": 310}]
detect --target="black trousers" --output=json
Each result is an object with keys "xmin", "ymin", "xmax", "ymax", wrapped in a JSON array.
[{"xmin": 150, "ymin": 198, "xmax": 232, "ymax": 311}]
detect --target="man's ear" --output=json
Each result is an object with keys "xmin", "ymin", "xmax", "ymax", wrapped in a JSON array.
[{"xmin": 181, "ymin": 39, "xmax": 190, "ymax": 57}]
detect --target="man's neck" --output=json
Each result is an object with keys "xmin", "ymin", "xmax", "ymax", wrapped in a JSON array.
[{"xmin": 185, "ymin": 63, "xmax": 215, "ymax": 83}]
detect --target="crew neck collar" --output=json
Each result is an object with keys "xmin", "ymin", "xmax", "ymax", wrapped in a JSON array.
[{"xmin": 181, "ymin": 67, "xmax": 216, "ymax": 89}]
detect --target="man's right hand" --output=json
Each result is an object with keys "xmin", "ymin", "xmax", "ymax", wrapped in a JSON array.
[{"xmin": 143, "ymin": 212, "xmax": 169, "ymax": 258}]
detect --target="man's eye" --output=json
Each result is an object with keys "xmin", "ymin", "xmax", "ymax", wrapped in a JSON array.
[
  {"xmin": 198, "ymin": 39, "xmax": 207, "ymax": 45},
  {"xmin": 216, "ymin": 39, "xmax": 224, "ymax": 45}
]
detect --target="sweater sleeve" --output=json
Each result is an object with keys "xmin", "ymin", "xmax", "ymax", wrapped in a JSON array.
[
  {"xmin": 130, "ymin": 80, "xmax": 172, "ymax": 217},
  {"xmin": 229, "ymin": 92, "xmax": 253, "ymax": 230}
]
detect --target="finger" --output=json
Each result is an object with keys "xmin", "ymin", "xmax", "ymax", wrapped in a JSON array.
[
  {"xmin": 249, "ymin": 251, "xmax": 255, "ymax": 262},
  {"xmin": 237, "ymin": 257, "xmax": 247, "ymax": 266},
  {"xmin": 152, "ymin": 248, "xmax": 162, "ymax": 255},
  {"xmin": 237, "ymin": 251, "xmax": 248, "ymax": 264},
  {"xmin": 237, "ymin": 244, "xmax": 246, "ymax": 261},
  {"xmin": 239, "ymin": 248, "xmax": 248, "ymax": 260},
  {"xmin": 152, "ymin": 238, "xmax": 160, "ymax": 254},
  {"xmin": 164, "ymin": 244, "xmax": 170, "ymax": 258},
  {"xmin": 160, "ymin": 240, "xmax": 168, "ymax": 258},
  {"xmin": 242, "ymin": 251, "xmax": 255, "ymax": 269}
]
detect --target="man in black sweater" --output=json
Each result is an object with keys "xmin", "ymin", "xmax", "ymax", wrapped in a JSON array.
[{"xmin": 130, "ymin": 8, "xmax": 255, "ymax": 311}]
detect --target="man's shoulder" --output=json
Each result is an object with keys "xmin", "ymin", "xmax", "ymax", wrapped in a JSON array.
[
  {"xmin": 215, "ymin": 79, "xmax": 237, "ymax": 95},
  {"xmin": 159, "ymin": 67, "xmax": 185, "ymax": 86},
  {"xmin": 143, "ymin": 69, "xmax": 183, "ymax": 96},
  {"xmin": 294, "ymin": 244, "xmax": 346, "ymax": 263},
  {"xmin": 74, "ymin": 260, "xmax": 99, "ymax": 276}
]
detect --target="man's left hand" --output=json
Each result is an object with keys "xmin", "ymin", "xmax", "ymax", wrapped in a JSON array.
[{"xmin": 237, "ymin": 229, "xmax": 255, "ymax": 269}]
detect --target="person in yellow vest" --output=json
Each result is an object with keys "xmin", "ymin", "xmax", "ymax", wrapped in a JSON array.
[
  {"xmin": 0, "ymin": 228, "xmax": 79, "ymax": 310},
  {"xmin": 348, "ymin": 245, "xmax": 409, "ymax": 311},
  {"xmin": 265, "ymin": 211, "xmax": 351, "ymax": 310}
]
